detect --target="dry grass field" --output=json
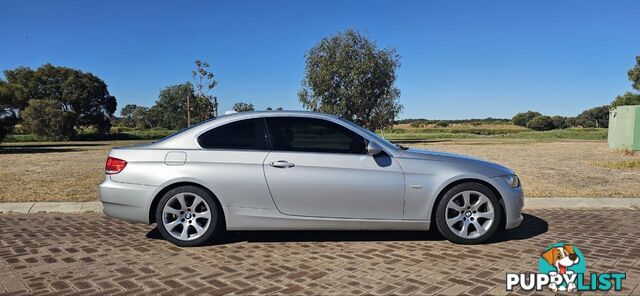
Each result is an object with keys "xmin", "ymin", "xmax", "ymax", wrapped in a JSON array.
[
  {"xmin": 418, "ymin": 139, "xmax": 640, "ymax": 197},
  {"xmin": 0, "ymin": 139, "xmax": 638, "ymax": 202},
  {"xmin": 0, "ymin": 141, "xmax": 146, "ymax": 202}
]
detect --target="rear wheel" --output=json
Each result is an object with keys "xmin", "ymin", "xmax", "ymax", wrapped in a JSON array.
[
  {"xmin": 435, "ymin": 183, "xmax": 502, "ymax": 244},
  {"xmin": 155, "ymin": 186, "xmax": 220, "ymax": 247}
]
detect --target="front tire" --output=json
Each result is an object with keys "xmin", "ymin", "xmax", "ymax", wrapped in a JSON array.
[
  {"xmin": 155, "ymin": 186, "xmax": 220, "ymax": 247},
  {"xmin": 435, "ymin": 182, "xmax": 502, "ymax": 244}
]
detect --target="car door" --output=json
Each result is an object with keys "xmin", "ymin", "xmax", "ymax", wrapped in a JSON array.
[{"xmin": 263, "ymin": 116, "xmax": 405, "ymax": 219}]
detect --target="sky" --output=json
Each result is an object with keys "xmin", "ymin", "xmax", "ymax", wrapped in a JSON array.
[{"xmin": 1, "ymin": 0, "xmax": 639, "ymax": 119}]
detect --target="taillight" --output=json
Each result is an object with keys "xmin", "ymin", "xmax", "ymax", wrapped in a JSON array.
[{"xmin": 105, "ymin": 157, "xmax": 127, "ymax": 174}]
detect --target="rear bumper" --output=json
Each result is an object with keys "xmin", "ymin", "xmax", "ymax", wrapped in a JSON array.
[{"xmin": 99, "ymin": 177, "xmax": 157, "ymax": 224}]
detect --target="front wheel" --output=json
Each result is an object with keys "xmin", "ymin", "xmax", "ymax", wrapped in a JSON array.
[
  {"xmin": 155, "ymin": 186, "xmax": 220, "ymax": 247},
  {"xmin": 435, "ymin": 183, "xmax": 502, "ymax": 244}
]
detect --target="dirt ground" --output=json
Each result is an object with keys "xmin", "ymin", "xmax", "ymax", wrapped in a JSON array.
[{"xmin": 0, "ymin": 139, "xmax": 638, "ymax": 202}]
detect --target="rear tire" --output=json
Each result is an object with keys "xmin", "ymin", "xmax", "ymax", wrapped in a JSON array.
[
  {"xmin": 435, "ymin": 182, "xmax": 502, "ymax": 244},
  {"xmin": 155, "ymin": 186, "xmax": 220, "ymax": 247}
]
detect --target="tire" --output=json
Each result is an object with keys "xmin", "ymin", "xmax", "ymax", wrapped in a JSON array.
[
  {"xmin": 435, "ymin": 182, "xmax": 502, "ymax": 244},
  {"xmin": 155, "ymin": 186, "xmax": 220, "ymax": 247}
]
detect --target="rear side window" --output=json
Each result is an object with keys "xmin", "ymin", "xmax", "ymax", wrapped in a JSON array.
[
  {"xmin": 198, "ymin": 118, "xmax": 267, "ymax": 150},
  {"xmin": 266, "ymin": 117, "xmax": 367, "ymax": 154}
]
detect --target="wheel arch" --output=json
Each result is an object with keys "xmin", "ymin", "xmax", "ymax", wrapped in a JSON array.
[
  {"xmin": 148, "ymin": 181, "xmax": 226, "ymax": 227},
  {"xmin": 429, "ymin": 178, "xmax": 506, "ymax": 230}
]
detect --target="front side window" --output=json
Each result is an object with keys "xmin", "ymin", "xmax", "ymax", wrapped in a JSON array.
[
  {"xmin": 266, "ymin": 117, "xmax": 367, "ymax": 154},
  {"xmin": 198, "ymin": 118, "xmax": 267, "ymax": 150}
]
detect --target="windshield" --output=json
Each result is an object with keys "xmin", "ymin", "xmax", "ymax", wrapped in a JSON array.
[{"xmin": 338, "ymin": 118, "xmax": 399, "ymax": 151}]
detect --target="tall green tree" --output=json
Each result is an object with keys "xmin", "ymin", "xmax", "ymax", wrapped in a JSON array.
[
  {"xmin": 152, "ymin": 83, "xmax": 213, "ymax": 130},
  {"xmin": 191, "ymin": 59, "xmax": 217, "ymax": 123},
  {"xmin": 232, "ymin": 102, "xmax": 255, "ymax": 112},
  {"xmin": 121, "ymin": 104, "xmax": 152, "ymax": 128},
  {"xmin": 628, "ymin": 55, "xmax": 640, "ymax": 91},
  {"xmin": 0, "ymin": 80, "xmax": 20, "ymax": 143},
  {"xmin": 21, "ymin": 99, "xmax": 76, "ymax": 140},
  {"xmin": 611, "ymin": 92, "xmax": 640, "ymax": 108},
  {"xmin": 577, "ymin": 105, "xmax": 610, "ymax": 128},
  {"xmin": 3, "ymin": 64, "xmax": 117, "ymax": 134},
  {"xmin": 512, "ymin": 111, "xmax": 542, "ymax": 127},
  {"xmin": 610, "ymin": 56, "xmax": 640, "ymax": 108},
  {"xmin": 298, "ymin": 29, "xmax": 403, "ymax": 130}
]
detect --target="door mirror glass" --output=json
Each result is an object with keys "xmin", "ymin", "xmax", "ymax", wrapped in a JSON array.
[{"xmin": 366, "ymin": 141, "xmax": 383, "ymax": 156}]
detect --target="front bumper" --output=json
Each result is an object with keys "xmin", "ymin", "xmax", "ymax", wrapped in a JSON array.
[
  {"xmin": 491, "ymin": 177, "xmax": 524, "ymax": 229},
  {"xmin": 99, "ymin": 176, "xmax": 158, "ymax": 224}
]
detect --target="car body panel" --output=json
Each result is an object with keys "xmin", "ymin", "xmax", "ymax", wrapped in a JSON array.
[
  {"xmin": 263, "ymin": 151, "xmax": 405, "ymax": 219},
  {"xmin": 99, "ymin": 111, "xmax": 524, "ymax": 232}
]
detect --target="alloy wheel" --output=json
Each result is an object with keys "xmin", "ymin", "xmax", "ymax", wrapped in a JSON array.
[
  {"xmin": 162, "ymin": 192, "xmax": 212, "ymax": 241},
  {"xmin": 445, "ymin": 190, "xmax": 495, "ymax": 239}
]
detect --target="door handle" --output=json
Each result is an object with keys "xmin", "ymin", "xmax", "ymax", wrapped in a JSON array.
[{"xmin": 269, "ymin": 160, "xmax": 295, "ymax": 168}]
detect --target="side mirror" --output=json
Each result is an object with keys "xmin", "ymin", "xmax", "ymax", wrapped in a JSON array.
[{"xmin": 366, "ymin": 141, "xmax": 383, "ymax": 156}]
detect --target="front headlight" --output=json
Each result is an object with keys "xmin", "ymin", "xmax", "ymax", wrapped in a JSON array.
[{"xmin": 501, "ymin": 174, "xmax": 521, "ymax": 188}]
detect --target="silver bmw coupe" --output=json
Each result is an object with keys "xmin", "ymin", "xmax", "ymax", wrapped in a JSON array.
[{"xmin": 100, "ymin": 111, "xmax": 523, "ymax": 246}]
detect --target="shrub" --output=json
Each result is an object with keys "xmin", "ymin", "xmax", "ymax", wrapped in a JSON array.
[
  {"xmin": 550, "ymin": 115, "xmax": 567, "ymax": 129},
  {"xmin": 0, "ymin": 113, "xmax": 18, "ymax": 143},
  {"xmin": 409, "ymin": 121, "xmax": 424, "ymax": 128},
  {"xmin": 526, "ymin": 115, "xmax": 555, "ymax": 131},
  {"xmin": 512, "ymin": 111, "xmax": 542, "ymax": 127},
  {"xmin": 435, "ymin": 121, "xmax": 450, "ymax": 127},
  {"xmin": 21, "ymin": 99, "xmax": 76, "ymax": 140}
]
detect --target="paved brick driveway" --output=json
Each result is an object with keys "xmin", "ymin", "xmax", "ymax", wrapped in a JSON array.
[{"xmin": 1, "ymin": 209, "xmax": 639, "ymax": 295}]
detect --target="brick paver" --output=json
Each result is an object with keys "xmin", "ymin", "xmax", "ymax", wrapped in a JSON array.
[{"xmin": 0, "ymin": 209, "xmax": 639, "ymax": 295}]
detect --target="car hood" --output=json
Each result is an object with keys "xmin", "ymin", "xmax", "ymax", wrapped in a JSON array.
[{"xmin": 399, "ymin": 148, "xmax": 514, "ymax": 177}]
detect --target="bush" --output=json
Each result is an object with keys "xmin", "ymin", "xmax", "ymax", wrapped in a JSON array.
[
  {"xmin": 526, "ymin": 115, "xmax": 555, "ymax": 131},
  {"xmin": 550, "ymin": 115, "xmax": 567, "ymax": 129},
  {"xmin": 21, "ymin": 99, "xmax": 76, "ymax": 140},
  {"xmin": 512, "ymin": 111, "xmax": 542, "ymax": 127},
  {"xmin": 435, "ymin": 121, "xmax": 450, "ymax": 127},
  {"xmin": 0, "ymin": 113, "xmax": 18, "ymax": 143},
  {"xmin": 409, "ymin": 121, "xmax": 425, "ymax": 128}
]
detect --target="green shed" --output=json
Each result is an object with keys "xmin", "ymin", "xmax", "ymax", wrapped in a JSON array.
[{"xmin": 608, "ymin": 105, "xmax": 640, "ymax": 150}]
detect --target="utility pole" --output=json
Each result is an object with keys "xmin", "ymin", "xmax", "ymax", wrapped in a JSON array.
[
  {"xmin": 186, "ymin": 91, "xmax": 191, "ymax": 128},
  {"xmin": 213, "ymin": 96, "xmax": 218, "ymax": 118}
]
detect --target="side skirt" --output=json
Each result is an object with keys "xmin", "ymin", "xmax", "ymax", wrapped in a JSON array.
[{"xmin": 225, "ymin": 207, "xmax": 430, "ymax": 231}]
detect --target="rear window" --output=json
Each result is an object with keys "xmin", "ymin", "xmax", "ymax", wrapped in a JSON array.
[{"xmin": 198, "ymin": 118, "xmax": 267, "ymax": 150}]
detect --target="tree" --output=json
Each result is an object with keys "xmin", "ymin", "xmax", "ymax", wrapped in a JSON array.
[
  {"xmin": 577, "ymin": 105, "xmax": 610, "ymax": 128},
  {"xmin": 233, "ymin": 102, "xmax": 255, "ymax": 112},
  {"xmin": 526, "ymin": 115, "xmax": 555, "ymax": 131},
  {"xmin": 436, "ymin": 121, "xmax": 450, "ymax": 127},
  {"xmin": 121, "ymin": 104, "xmax": 152, "ymax": 128},
  {"xmin": 298, "ymin": 29, "xmax": 403, "ymax": 130},
  {"xmin": 120, "ymin": 104, "xmax": 139, "ymax": 127},
  {"xmin": 20, "ymin": 99, "xmax": 76, "ymax": 140},
  {"xmin": 609, "ymin": 56, "xmax": 640, "ymax": 109},
  {"xmin": 191, "ymin": 59, "xmax": 218, "ymax": 125},
  {"xmin": 0, "ymin": 80, "xmax": 20, "ymax": 143},
  {"xmin": 550, "ymin": 115, "xmax": 567, "ymax": 129},
  {"xmin": 3, "ymin": 64, "xmax": 117, "ymax": 134},
  {"xmin": 512, "ymin": 111, "xmax": 542, "ymax": 127},
  {"xmin": 152, "ymin": 83, "xmax": 213, "ymax": 130},
  {"xmin": 628, "ymin": 55, "xmax": 640, "ymax": 91},
  {"xmin": 611, "ymin": 92, "xmax": 640, "ymax": 109}
]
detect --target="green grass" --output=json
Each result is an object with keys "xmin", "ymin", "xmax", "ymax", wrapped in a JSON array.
[
  {"xmin": 4, "ymin": 128, "xmax": 176, "ymax": 142},
  {"xmin": 5, "ymin": 125, "xmax": 607, "ymax": 143},
  {"xmin": 381, "ymin": 127, "xmax": 608, "ymax": 141}
]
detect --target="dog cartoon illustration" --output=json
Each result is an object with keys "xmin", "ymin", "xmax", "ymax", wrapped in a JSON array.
[{"xmin": 541, "ymin": 244, "xmax": 580, "ymax": 292}]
